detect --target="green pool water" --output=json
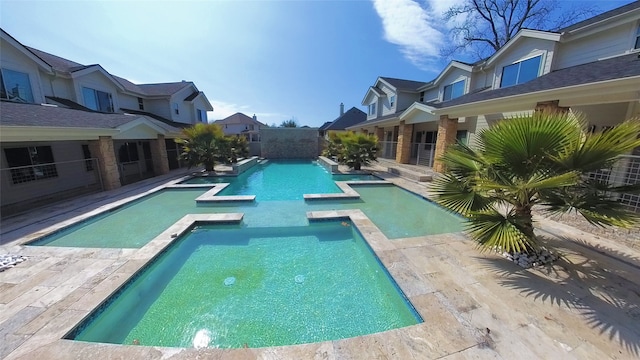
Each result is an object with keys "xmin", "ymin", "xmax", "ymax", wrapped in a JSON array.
[{"xmin": 70, "ymin": 221, "xmax": 421, "ymax": 348}]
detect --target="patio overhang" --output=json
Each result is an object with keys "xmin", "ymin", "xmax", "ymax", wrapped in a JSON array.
[
  {"xmin": 434, "ymin": 75, "xmax": 640, "ymax": 118},
  {"xmin": 0, "ymin": 125, "xmax": 118, "ymax": 142},
  {"xmin": 399, "ymin": 103, "xmax": 439, "ymax": 124}
]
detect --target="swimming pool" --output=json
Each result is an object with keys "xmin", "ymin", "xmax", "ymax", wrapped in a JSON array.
[
  {"xmin": 181, "ymin": 159, "xmax": 378, "ymax": 200},
  {"xmin": 32, "ymin": 160, "xmax": 462, "ymax": 248},
  {"xmin": 68, "ymin": 221, "xmax": 421, "ymax": 348}
]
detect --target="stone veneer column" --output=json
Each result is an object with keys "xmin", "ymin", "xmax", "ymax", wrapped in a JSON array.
[
  {"xmin": 89, "ymin": 136, "xmax": 121, "ymax": 190},
  {"xmin": 374, "ymin": 126, "xmax": 384, "ymax": 141},
  {"xmin": 151, "ymin": 134, "xmax": 170, "ymax": 175},
  {"xmin": 535, "ymin": 100, "xmax": 569, "ymax": 114},
  {"xmin": 395, "ymin": 121, "xmax": 413, "ymax": 164},
  {"xmin": 433, "ymin": 115, "xmax": 458, "ymax": 173}
]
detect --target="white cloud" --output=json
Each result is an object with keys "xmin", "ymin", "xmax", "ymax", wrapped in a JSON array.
[
  {"xmin": 372, "ymin": 0, "xmax": 443, "ymax": 70},
  {"xmin": 372, "ymin": 0, "xmax": 466, "ymax": 70},
  {"xmin": 208, "ymin": 100, "xmax": 251, "ymax": 121}
]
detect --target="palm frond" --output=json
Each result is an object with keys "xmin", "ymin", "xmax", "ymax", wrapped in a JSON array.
[{"xmin": 466, "ymin": 210, "xmax": 537, "ymax": 253}]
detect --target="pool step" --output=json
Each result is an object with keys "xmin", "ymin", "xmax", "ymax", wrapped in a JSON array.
[{"xmin": 387, "ymin": 167, "xmax": 433, "ymax": 182}]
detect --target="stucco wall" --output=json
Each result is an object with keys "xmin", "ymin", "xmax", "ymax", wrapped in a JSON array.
[{"xmin": 260, "ymin": 128, "xmax": 319, "ymax": 159}]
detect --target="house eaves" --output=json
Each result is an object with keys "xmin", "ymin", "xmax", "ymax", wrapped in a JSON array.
[
  {"xmin": 346, "ymin": 111, "xmax": 403, "ymax": 130},
  {"xmin": 361, "ymin": 86, "xmax": 386, "ymax": 105},
  {"xmin": 70, "ymin": 65, "xmax": 126, "ymax": 92},
  {"xmin": 417, "ymin": 61, "xmax": 474, "ymax": 92},
  {"xmin": 378, "ymin": 77, "xmax": 426, "ymax": 92},
  {"xmin": 1, "ymin": 29, "xmax": 53, "ymax": 74},
  {"xmin": 484, "ymin": 29, "xmax": 561, "ymax": 68},
  {"xmin": 560, "ymin": 1, "xmax": 640, "ymax": 36},
  {"xmin": 399, "ymin": 102, "xmax": 439, "ymax": 124},
  {"xmin": 435, "ymin": 52, "xmax": 640, "ymax": 118},
  {"xmin": 0, "ymin": 125, "xmax": 118, "ymax": 142}
]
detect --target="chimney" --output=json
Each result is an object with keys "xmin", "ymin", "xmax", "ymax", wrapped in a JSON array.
[
  {"xmin": 340, "ymin": 102, "xmax": 344, "ymax": 116},
  {"xmin": 253, "ymin": 114, "xmax": 257, "ymax": 122}
]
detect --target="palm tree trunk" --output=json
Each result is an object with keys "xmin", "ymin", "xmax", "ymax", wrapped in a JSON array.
[{"xmin": 515, "ymin": 204, "xmax": 537, "ymax": 251}]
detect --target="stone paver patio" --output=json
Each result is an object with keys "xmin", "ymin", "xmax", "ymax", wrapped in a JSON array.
[{"xmin": 1, "ymin": 166, "xmax": 639, "ymax": 359}]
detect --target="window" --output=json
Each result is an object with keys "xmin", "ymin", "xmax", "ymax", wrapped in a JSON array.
[
  {"xmin": 137, "ymin": 97, "xmax": 144, "ymax": 110},
  {"xmin": 419, "ymin": 91, "xmax": 424, "ymax": 102},
  {"xmin": 368, "ymin": 102, "xmax": 376, "ymax": 116},
  {"xmin": 118, "ymin": 142, "xmax": 139, "ymax": 163},
  {"xmin": 390, "ymin": 95, "xmax": 396, "ymax": 108},
  {"xmin": 173, "ymin": 103, "xmax": 180, "ymax": 115},
  {"xmin": 197, "ymin": 109, "xmax": 207, "ymax": 122},
  {"xmin": 635, "ymin": 26, "xmax": 640, "ymax": 49},
  {"xmin": 500, "ymin": 55, "xmax": 542, "ymax": 88},
  {"xmin": 82, "ymin": 145, "xmax": 94, "ymax": 171},
  {"xmin": 4, "ymin": 146, "xmax": 58, "ymax": 184},
  {"xmin": 0, "ymin": 68, "xmax": 34, "ymax": 103},
  {"xmin": 456, "ymin": 130, "xmax": 468, "ymax": 145},
  {"xmin": 443, "ymin": 80, "xmax": 465, "ymax": 101},
  {"xmin": 82, "ymin": 87, "xmax": 114, "ymax": 112}
]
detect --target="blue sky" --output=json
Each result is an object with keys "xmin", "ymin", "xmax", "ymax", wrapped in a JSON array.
[{"xmin": 0, "ymin": 0, "xmax": 634, "ymax": 127}]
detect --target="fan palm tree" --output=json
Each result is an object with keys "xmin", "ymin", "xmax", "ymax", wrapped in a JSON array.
[
  {"xmin": 175, "ymin": 123, "xmax": 225, "ymax": 172},
  {"xmin": 430, "ymin": 112, "xmax": 640, "ymax": 254},
  {"xmin": 325, "ymin": 132, "xmax": 379, "ymax": 170}
]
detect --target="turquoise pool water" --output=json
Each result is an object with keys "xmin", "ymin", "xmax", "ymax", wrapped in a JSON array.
[
  {"xmin": 181, "ymin": 160, "xmax": 378, "ymax": 200},
  {"xmin": 32, "ymin": 160, "xmax": 463, "ymax": 247},
  {"xmin": 70, "ymin": 221, "xmax": 421, "ymax": 348}
]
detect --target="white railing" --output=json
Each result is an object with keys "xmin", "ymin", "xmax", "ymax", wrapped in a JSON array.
[
  {"xmin": 412, "ymin": 142, "xmax": 436, "ymax": 167},
  {"xmin": 378, "ymin": 141, "xmax": 397, "ymax": 159},
  {"xmin": 587, "ymin": 154, "xmax": 640, "ymax": 213},
  {"xmin": 1, "ymin": 159, "xmax": 103, "ymax": 213}
]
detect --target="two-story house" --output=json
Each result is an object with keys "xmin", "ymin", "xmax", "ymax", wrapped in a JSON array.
[
  {"xmin": 213, "ymin": 113, "xmax": 267, "ymax": 156},
  {"xmin": 0, "ymin": 29, "xmax": 214, "ymax": 215},
  {"xmin": 320, "ymin": 103, "xmax": 367, "ymax": 139},
  {"xmin": 350, "ymin": 1, "xmax": 640, "ymax": 210}
]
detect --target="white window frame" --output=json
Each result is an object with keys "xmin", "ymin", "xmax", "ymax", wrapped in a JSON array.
[
  {"xmin": 635, "ymin": 24, "xmax": 640, "ymax": 49},
  {"xmin": 369, "ymin": 102, "xmax": 377, "ymax": 116},
  {"xmin": 499, "ymin": 54, "xmax": 543, "ymax": 88},
  {"xmin": 443, "ymin": 80, "xmax": 466, "ymax": 101},
  {"xmin": 389, "ymin": 95, "xmax": 396, "ymax": 108},
  {"xmin": 0, "ymin": 68, "xmax": 35, "ymax": 103},
  {"xmin": 82, "ymin": 87, "xmax": 114, "ymax": 112},
  {"xmin": 173, "ymin": 103, "xmax": 180, "ymax": 115}
]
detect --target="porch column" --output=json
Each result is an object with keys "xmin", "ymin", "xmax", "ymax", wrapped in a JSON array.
[
  {"xmin": 535, "ymin": 100, "xmax": 569, "ymax": 114},
  {"xmin": 374, "ymin": 126, "xmax": 384, "ymax": 141},
  {"xmin": 151, "ymin": 134, "xmax": 170, "ymax": 175},
  {"xmin": 395, "ymin": 121, "xmax": 413, "ymax": 164},
  {"xmin": 433, "ymin": 115, "xmax": 458, "ymax": 173},
  {"xmin": 89, "ymin": 136, "xmax": 121, "ymax": 190}
]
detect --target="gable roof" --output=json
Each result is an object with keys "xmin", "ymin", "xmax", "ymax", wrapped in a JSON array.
[
  {"xmin": 318, "ymin": 121, "xmax": 333, "ymax": 131},
  {"xmin": 324, "ymin": 107, "xmax": 367, "ymax": 131},
  {"xmin": 560, "ymin": 1, "xmax": 640, "ymax": 33},
  {"xmin": 137, "ymin": 82, "xmax": 193, "ymax": 96},
  {"xmin": 1, "ymin": 100, "xmax": 142, "ymax": 129},
  {"xmin": 25, "ymin": 45, "xmax": 194, "ymax": 97},
  {"xmin": 214, "ymin": 112, "xmax": 265, "ymax": 126},
  {"xmin": 379, "ymin": 77, "xmax": 426, "ymax": 92},
  {"xmin": 437, "ymin": 53, "xmax": 640, "ymax": 109}
]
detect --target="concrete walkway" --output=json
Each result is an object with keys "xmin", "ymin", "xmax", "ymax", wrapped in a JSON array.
[{"xmin": 1, "ymin": 164, "xmax": 639, "ymax": 359}]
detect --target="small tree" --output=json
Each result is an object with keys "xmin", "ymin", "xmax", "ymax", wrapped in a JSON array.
[
  {"xmin": 326, "ymin": 132, "xmax": 378, "ymax": 170},
  {"xmin": 219, "ymin": 135, "xmax": 249, "ymax": 164},
  {"xmin": 430, "ymin": 112, "xmax": 640, "ymax": 254},
  {"xmin": 280, "ymin": 118, "xmax": 298, "ymax": 128},
  {"xmin": 175, "ymin": 123, "xmax": 225, "ymax": 171}
]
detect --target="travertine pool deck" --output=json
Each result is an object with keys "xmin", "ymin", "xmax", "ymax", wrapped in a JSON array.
[{"xmin": 1, "ymin": 166, "xmax": 639, "ymax": 359}]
